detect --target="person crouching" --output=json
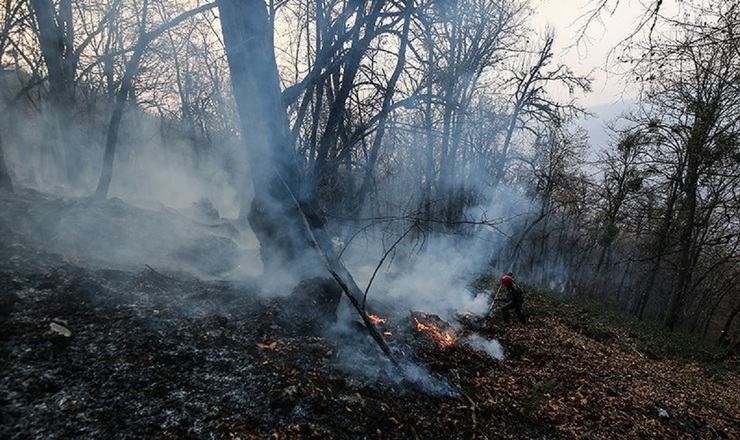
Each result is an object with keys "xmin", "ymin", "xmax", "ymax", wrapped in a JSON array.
[{"xmin": 500, "ymin": 273, "xmax": 526, "ymax": 324}]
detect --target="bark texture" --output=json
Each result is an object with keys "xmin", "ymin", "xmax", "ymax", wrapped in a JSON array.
[{"xmin": 217, "ymin": 0, "xmax": 320, "ymax": 275}]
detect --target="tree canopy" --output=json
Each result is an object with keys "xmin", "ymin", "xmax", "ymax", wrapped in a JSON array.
[{"xmin": 0, "ymin": 0, "xmax": 737, "ymax": 346}]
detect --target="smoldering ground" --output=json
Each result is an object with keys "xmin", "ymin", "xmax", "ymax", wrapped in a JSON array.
[
  {"xmin": 0, "ymin": 93, "xmax": 527, "ymax": 353},
  {"xmin": 0, "ymin": 115, "xmax": 556, "ymax": 436},
  {"xmin": 0, "ymin": 188, "xmax": 556, "ymax": 440},
  {"xmin": 3, "ymin": 94, "xmax": 733, "ymax": 439},
  {"xmin": 0, "ymin": 105, "xmax": 522, "ymax": 385}
]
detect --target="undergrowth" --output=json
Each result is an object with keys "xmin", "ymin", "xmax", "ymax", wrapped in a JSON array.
[
  {"xmin": 524, "ymin": 283, "xmax": 737, "ymax": 373},
  {"xmin": 474, "ymin": 272, "xmax": 737, "ymax": 374}
]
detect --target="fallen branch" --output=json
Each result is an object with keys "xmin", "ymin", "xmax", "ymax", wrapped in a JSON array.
[
  {"xmin": 489, "ymin": 285, "xmax": 503, "ymax": 315},
  {"xmin": 144, "ymin": 264, "xmax": 178, "ymax": 281},
  {"xmin": 460, "ymin": 388, "xmax": 478, "ymax": 435},
  {"xmin": 451, "ymin": 370, "xmax": 478, "ymax": 434},
  {"xmin": 274, "ymin": 170, "xmax": 401, "ymax": 370},
  {"xmin": 362, "ymin": 224, "xmax": 415, "ymax": 311}
]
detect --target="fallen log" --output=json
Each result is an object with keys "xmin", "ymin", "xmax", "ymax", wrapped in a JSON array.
[{"xmin": 274, "ymin": 170, "xmax": 401, "ymax": 370}]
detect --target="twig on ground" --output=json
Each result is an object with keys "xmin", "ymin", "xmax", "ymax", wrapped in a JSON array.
[{"xmin": 144, "ymin": 264, "xmax": 178, "ymax": 281}]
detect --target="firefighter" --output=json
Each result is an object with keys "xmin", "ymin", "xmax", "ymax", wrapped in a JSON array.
[{"xmin": 499, "ymin": 272, "xmax": 526, "ymax": 324}]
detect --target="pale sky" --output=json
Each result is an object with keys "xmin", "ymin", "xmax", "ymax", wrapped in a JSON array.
[
  {"xmin": 530, "ymin": 0, "xmax": 663, "ymax": 150},
  {"xmin": 531, "ymin": 0, "xmax": 650, "ymax": 108}
]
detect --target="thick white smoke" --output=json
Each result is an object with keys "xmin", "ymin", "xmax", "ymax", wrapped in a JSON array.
[
  {"xmin": 465, "ymin": 334, "xmax": 505, "ymax": 360},
  {"xmin": 350, "ymin": 235, "xmax": 491, "ymax": 319}
]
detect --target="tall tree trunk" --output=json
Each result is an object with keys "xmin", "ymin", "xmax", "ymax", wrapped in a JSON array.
[
  {"xmin": 355, "ymin": 3, "xmax": 410, "ymax": 210},
  {"xmin": 94, "ymin": 55, "xmax": 139, "ymax": 201},
  {"xmin": 664, "ymin": 101, "xmax": 716, "ymax": 330},
  {"xmin": 717, "ymin": 301, "xmax": 740, "ymax": 347},
  {"xmin": 313, "ymin": 1, "xmax": 383, "ymax": 194},
  {"xmin": 0, "ymin": 67, "xmax": 13, "ymax": 193},
  {"xmin": 0, "ymin": 130, "xmax": 12, "ymax": 192},
  {"xmin": 437, "ymin": 13, "xmax": 458, "ymax": 215},
  {"xmin": 631, "ymin": 178, "xmax": 680, "ymax": 320},
  {"xmin": 94, "ymin": 0, "xmax": 151, "ymax": 201},
  {"xmin": 30, "ymin": 0, "xmax": 80, "ymax": 186},
  {"xmin": 218, "ymin": 0, "xmax": 319, "ymax": 274},
  {"xmin": 421, "ymin": 29, "xmax": 436, "ymax": 226}
]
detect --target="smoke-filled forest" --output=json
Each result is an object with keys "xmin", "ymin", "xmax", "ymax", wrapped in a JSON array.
[{"xmin": 1, "ymin": 0, "xmax": 739, "ymax": 438}]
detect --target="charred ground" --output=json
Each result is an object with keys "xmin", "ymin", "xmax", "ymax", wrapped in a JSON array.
[{"xmin": 1, "ymin": 190, "xmax": 738, "ymax": 439}]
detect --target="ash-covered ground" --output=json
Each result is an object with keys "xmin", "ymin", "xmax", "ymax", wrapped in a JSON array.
[
  {"xmin": 2, "ymin": 189, "xmax": 738, "ymax": 439},
  {"xmin": 0, "ymin": 190, "xmax": 546, "ymax": 439}
]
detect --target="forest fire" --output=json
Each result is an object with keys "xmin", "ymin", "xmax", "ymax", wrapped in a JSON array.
[
  {"xmin": 1, "ymin": 189, "xmax": 737, "ymax": 439},
  {"xmin": 365, "ymin": 312, "xmax": 459, "ymax": 346},
  {"xmin": 413, "ymin": 313, "xmax": 457, "ymax": 349},
  {"xmin": 366, "ymin": 313, "xmax": 394, "ymax": 337},
  {"xmin": 367, "ymin": 313, "xmax": 387, "ymax": 325}
]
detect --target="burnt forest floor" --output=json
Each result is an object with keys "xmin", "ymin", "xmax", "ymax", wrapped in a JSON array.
[{"xmin": 1, "ymin": 189, "xmax": 739, "ymax": 439}]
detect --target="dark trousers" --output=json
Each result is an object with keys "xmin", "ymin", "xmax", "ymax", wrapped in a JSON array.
[{"xmin": 501, "ymin": 300, "xmax": 526, "ymax": 323}]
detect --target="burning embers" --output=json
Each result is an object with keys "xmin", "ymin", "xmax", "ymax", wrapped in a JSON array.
[
  {"xmin": 367, "ymin": 313, "xmax": 387, "ymax": 325},
  {"xmin": 367, "ymin": 313, "xmax": 394, "ymax": 337},
  {"xmin": 411, "ymin": 312, "xmax": 457, "ymax": 349},
  {"xmin": 365, "ymin": 311, "xmax": 458, "ymax": 350}
]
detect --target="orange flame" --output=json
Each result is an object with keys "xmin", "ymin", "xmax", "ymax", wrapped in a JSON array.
[
  {"xmin": 367, "ymin": 313, "xmax": 387, "ymax": 325},
  {"xmin": 414, "ymin": 318, "xmax": 456, "ymax": 348}
]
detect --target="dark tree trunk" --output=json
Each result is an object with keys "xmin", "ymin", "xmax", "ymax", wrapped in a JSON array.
[
  {"xmin": 0, "ymin": 131, "xmax": 12, "ymax": 192},
  {"xmin": 94, "ymin": 61, "xmax": 137, "ymax": 201},
  {"xmin": 421, "ymin": 30, "xmax": 435, "ymax": 226},
  {"xmin": 664, "ymin": 100, "xmax": 717, "ymax": 331},
  {"xmin": 355, "ymin": 4, "xmax": 410, "ymax": 210},
  {"xmin": 30, "ymin": 0, "xmax": 81, "ymax": 186},
  {"xmin": 313, "ymin": 1, "xmax": 384, "ymax": 195},
  {"xmin": 664, "ymin": 163, "xmax": 699, "ymax": 331},
  {"xmin": 93, "ymin": 2, "xmax": 214, "ymax": 201},
  {"xmin": 631, "ymin": 177, "xmax": 680, "ymax": 320},
  {"xmin": 717, "ymin": 301, "xmax": 740, "ymax": 347},
  {"xmin": 217, "ymin": 0, "xmax": 320, "ymax": 274}
]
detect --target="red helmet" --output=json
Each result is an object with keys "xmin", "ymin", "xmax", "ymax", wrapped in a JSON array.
[{"xmin": 500, "ymin": 274, "xmax": 513, "ymax": 286}]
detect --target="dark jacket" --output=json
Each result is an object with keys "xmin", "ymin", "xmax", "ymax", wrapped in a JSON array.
[{"xmin": 504, "ymin": 281, "xmax": 524, "ymax": 304}]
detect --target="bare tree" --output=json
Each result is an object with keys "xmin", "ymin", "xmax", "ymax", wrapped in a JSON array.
[
  {"xmin": 217, "ymin": 1, "xmax": 405, "ymax": 364},
  {"xmin": 93, "ymin": 1, "xmax": 215, "ymax": 200},
  {"xmin": 602, "ymin": 2, "xmax": 740, "ymax": 335},
  {"xmin": 1, "ymin": 0, "xmax": 28, "ymax": 66},
  {"xmin": 29, "ymin": 0, "xmax": 80, "ymax": 185},
  {"xmin": 354, "ymin": 1, "xmax": 413, "ymax": 211},
  {"xmin": 1, "ymin": 0, "xmax": 39, "ymax": 191},
  {"xmin": 394, "ymin": 0, "xmax": 527, "ymax": 227},
  {"xmin": 217, "ymin": 0, "xmax": 314, "ymax": 272},
  {"xmin": 593, "ymin": 131, "xmax": 646, "ymax": 276},
  {"xmin": 508, "ymin": 125, "xmax": 589, "ymax": 281},
  {"xmin": 493, "ymin": 29, "xmax": 591, "ymax": 187},
  {"xmin": 0, "ymin": 0, "xmax": 24, "ymax": 192},
  {"xmin": 0, "ymin": 129, "xmax": 11, "ymax": 192}
]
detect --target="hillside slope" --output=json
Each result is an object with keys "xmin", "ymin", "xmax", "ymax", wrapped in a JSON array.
[
  {"xmin": 1, "ymin": 191, "xmax": 738, "ymax": 439},
  {"xmin": 473, "ymin": 293, "xmax": 739, "ymax": 439}
]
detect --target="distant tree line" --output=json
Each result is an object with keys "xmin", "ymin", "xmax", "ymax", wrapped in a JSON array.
[
  {"xmin": 0, "ymin": 0, "xmax": 737, "ymax": 347},
  {"xmin": 0, "ymin": 0, "xmax": 231, "ymax": 197}
]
